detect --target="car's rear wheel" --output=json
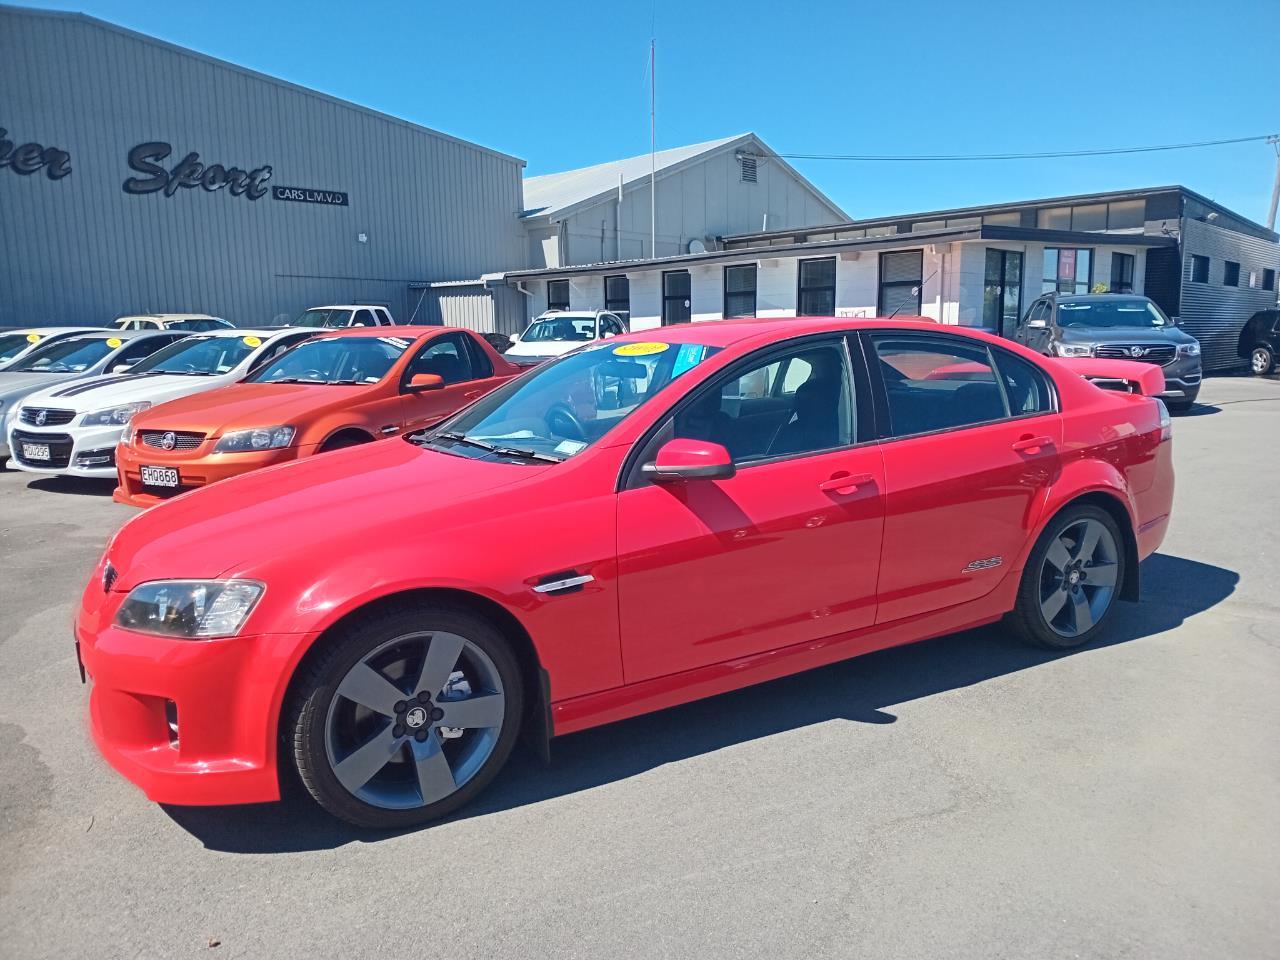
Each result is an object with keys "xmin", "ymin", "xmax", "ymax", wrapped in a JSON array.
[
  {"xmin": 289, "ymin": 603, "xmax": 523, "ymax": 829},
  {"xmin": 1250, "ymin": 344, "xmax": 1275, "ymax": 376},
  {"xmin": 1008, "ymin": 504, "xmax": 1126, "ymax": 649}
]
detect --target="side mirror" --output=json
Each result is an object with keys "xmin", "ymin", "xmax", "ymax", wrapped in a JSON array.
[
  {"xmin": 509, "ymin": 333, "xmax": 521, "ymax": 343},
  {"xmin": 642, "ymin": 438, "xmax": 735, "ymax": 482},
  {"xmin": 406, "ymin": 373, "xmax": 444, "ymax": 392},
  {"xmin": 112, "ymin": 363, "xmax": 134, "ymax": 373},
  {"xmin": 1026, "ymin": 318, "xmax": 1047, "ymax": 329}
]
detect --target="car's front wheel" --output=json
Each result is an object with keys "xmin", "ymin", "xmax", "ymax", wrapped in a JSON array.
[
  {"xmin": 1007, "ymin": 504, "xmax": 1127, "ymax": 649},
  {"xmin": 1250, "ymin": 343, "xmax": 1275, "ymax": 376},
  {"xmin": 289, "ymin": 603, "xmax": 524, "ymax": 829}
]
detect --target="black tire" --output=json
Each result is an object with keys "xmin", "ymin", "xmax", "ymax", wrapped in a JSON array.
[
  {"xmin": 1250, "ymin": 343, "xmax": 1275, "ymax": 376},
  {"xmin": 1006, "ymin": 503, "xmax": 1127, "ymax": 650},
  {"xmin": 288, "ymin": 602, "xmax": 524, "ymax": 829},
  {"xmin": 319, "ymin": 432, "xmax": 371, "ymax": 453},
  {"xmin": 1165, "ymin": 398, "xmax": 1195, "ymax": 413}
]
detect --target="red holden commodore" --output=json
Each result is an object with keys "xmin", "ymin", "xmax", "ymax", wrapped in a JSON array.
[{"xmin": 76, "ymin": 318, "xmax": 1174, "ymax": 828}]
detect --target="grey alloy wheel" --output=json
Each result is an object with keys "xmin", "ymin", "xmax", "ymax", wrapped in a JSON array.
[{"xmin": 1038, "ymin": 517, "xmax": 1119, "ymax": 639}]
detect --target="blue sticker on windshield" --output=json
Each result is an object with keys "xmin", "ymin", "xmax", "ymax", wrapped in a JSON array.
[{"xmin": 671, "ymin": 343, "xmax": 710, "ymax": 377}]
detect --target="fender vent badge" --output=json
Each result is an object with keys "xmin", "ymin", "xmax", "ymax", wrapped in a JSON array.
[{"xmin": 962, "ymin": 556, "xmax": 1003, "ymax": 573}]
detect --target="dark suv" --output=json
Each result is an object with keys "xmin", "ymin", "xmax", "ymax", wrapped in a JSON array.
[
  {"xmin": 1238, "ymin": 309, "xmax": 1278, "ymax": 376},
  {"xmin": 1015, "ymin": 293, "xmax": 1203, "ymax": 410}
]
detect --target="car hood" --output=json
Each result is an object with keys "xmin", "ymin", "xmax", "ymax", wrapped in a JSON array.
[
  {"xmin": 1058, "ymin": 325, "xmax": 1196, "ymax": 344},
  {"xmin": 131, "ymin": 381, "xmax": 374, "ymax": 436},
  {"xmin": 106, "ymin": 437, "xmax": 551, "ymax": 589},
  {"xmin": 505, "ymin": 340, "xmax": 583, "ymax": 358},
  {"xmin": 0, "ymin": 370, "xmax": 91, "ymax": 406},
  {"xmin": 22, "ymin": 372, "xmax": 235, "ymax": 413}
]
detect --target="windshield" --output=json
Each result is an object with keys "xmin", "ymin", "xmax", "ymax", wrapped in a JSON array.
[
  {"xmin": 9, "ymin": 336, "xmax": 115, "ymax": 373},
  {"xmin": 293, "ymin": 308, "xmax": 353, "ymax": 328},
  {"xmin": 132, "ymin": 334, "xmax": 259, "ymax": 375},
  {"xmin": 0, "ymin": 334, "xmax": 38, "ymax": 364},
  {"xmin": 248, "ymin": 334, "xmax": 412, "ymax": 384},
  {"xmin": 522, "ymin": 317, "xmax": 597, "ymax": 343},
  {"xmin": 418, "ymin": 339, "xmax": 721, "ymax": 463},
  {"xmin": 1058, "ymin": 298, "xmax": 1169, "ymax": 329}
]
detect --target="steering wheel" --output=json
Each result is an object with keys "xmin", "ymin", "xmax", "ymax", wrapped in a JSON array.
[
  {"xmin": 545, "ymin": 403, "xmax": 586, "ymax": 442},
  {"xmin": 301, "ymin": 369, "xmax": 327, "ymax": 381}
]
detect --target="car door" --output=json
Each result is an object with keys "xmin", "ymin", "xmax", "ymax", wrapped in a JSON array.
[
  {"xmin": 1018, "ymin": 298, "xmax": 1050, "ymax": 353},
  {"xmin": 398, "ymin": 332, "xmax": 488, "ymax": 433},
  {"xmin": 864, "ymin": 331, "xmax": 1061, "ymax": 623},
  {"xmin": 615, "ymin": 336, "xmax": 886, "ymax": 683}
]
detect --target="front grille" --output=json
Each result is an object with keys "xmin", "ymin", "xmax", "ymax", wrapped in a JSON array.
[
  {"xmin": 11, "ymin": 429, "xmax": 74, "ymax": 468},
  {"xmin": 138, "ymin": 430, "xmax": 205, "ymax": 450},
  {"xmin": 75, "ymin": 447, "xmax": 116, "ymax": 468},
  {"xmin": 19, "ymin": 406, "xmax": 76, "ymax": 427},
  {"xmin": 1095, "ymin": 344, "xmax": 1177, "ymax": 366}
]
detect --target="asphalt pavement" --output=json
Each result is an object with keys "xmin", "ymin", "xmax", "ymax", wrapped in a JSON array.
[{"xmin": 1, "ymin": 374, "xmax": 1277, "ymax": 959}]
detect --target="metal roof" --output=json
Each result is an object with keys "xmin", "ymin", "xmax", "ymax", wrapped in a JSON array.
[{"xmin": 521, "ymin": 133, "xmax": 847, "ymax": 222}]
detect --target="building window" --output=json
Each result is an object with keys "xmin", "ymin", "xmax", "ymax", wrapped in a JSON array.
[
  {"xmin": 1037, "ymin": 207, "xmax": 1072, "ymax": 230},
  {"xmin": 1110, "ymin": 253, "xmax": 1135, "ymax": 293},
  {"xmin": 739, "ymin": 154, "xmax": 757, "ymax": 183},
  {"xmin": 724, "ymin": 264, "xmax": 757, "ymax": 318},
  {"xmin": 1107, "ymin": 199, "xmax": 1145, "ymax": 229},
  {"xmin": 798, "ymin": 257, "xmax": 837, "ymax": 315},
  {"xmin": 547, "ymin": 279, "xmax": 570, "ymax": 311},
  {"xmin": 983, "ymin": 211, "xmax": 1023, "ymax": 228},
  {"xmin": 662, "ymin": 270, "xmax": 691, "ymax": 325},
  {"xmin": 604, "ymin": 275, "xmax": 630, "ymax": 320},
  {"xmin": 1224, "ymin": 260, "xmax": 1240, "ymax": 287},
  {"xmin": 878, "ymin": 250, "xmax": 924, "ymax": 315},
  {"xmin": 1070, "ymin": 204, "xmax": 1107, "ymax": 231},
  {"xmin": 1191, "ymin": 255, "xmax": 1209, "ymax": 283},
  {"xmin": 1043, "ymin": 248, "xmax": 1092, "ymax": 295},
  {"xmin": 1264, "ymin": 268, "xmax": 1276, "ymax": 292}
]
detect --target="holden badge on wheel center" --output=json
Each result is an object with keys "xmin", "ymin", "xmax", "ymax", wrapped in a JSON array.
[{"xmin": 404, "ymin": 706, "xmax": 429, "ymax": 729}]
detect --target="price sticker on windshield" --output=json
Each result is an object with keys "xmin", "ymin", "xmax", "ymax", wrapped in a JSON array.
[
  {"xmin": 26, "ymin": 333, "xmax": 42, "ymax": 344},
  {"xmin": 613, "ymin": 342, "xmax": 669, "ymax": 357},
  {"xmin": 106, "ymin": 337, "xmax": 123, "ymax": 348},
  {"xmin": 242, "ymin": 335, "xmax": 262, "ymax": 347}
]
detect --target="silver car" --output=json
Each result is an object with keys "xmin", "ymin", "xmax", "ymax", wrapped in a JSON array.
[
  {"xmin": 1015, "ymin": 293, "xmax": 1203, "ymax": 410},
  {"xmin": 0, "ymin": 330, "xmax": 185, "ymax": 461}
]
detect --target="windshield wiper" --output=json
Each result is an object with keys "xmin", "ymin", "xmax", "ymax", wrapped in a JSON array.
[{"xmin": 430, "ymin": 431, "xmax": 563, "ymax": 463}]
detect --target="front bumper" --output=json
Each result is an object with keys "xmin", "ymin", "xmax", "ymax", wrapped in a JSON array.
[
  {"xmin": 76, "ymin": 591, "xmax": 316, "ymax": 806},
  {"xmin": 114, "ymin": 442, "xmax": 308, "ymax": 507},
  {"xmin": 7, "ymin": 423, "xmax": 124, "ymax": 478},
  {"xmin": 1158, "ymin": 374, "xmax": 1201, "ymax": 403}
]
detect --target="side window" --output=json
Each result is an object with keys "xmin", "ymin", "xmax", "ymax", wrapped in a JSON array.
[
  {"xmin": 870, "ymin": 334, "xmax": 1009, "ymax": 437},
  {"xmin": 1023, "ymin": 300, "xmax": 1045, "ymax": 325},
  {"xmin": 404, "ymin": 335, "xmax": 475, "ymax": 386},
  {"xmin": 991, "ymin": 349, "xmax": 1054, "ymax": 416},
  {"xmin": 463, "ymin": 334, "xmax": 493, "ymax": 379},
  {"xmin": 671, "ymin": 340, "xmax": 853, "ymax": 464},
  {"xmin": 352, "ymin": 310, "xmax": 376, "ymax": 327},
  {"xmin": 118, "ymin": 336, "xmax": 175, "ymax": 367},
  {"xmin": 248, "ymin": 335, "xmax": 305, "ymax": 373}
]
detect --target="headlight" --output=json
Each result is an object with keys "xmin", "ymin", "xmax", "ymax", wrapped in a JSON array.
[
  {"xmin": 120, "ymin": 422, "xmax": 135, "ymax": 444},
  {"xmin": 1178, "ymin": 342, "xmax": 1201, "ymax": 357},
  {"xmin": 82, "ymin": 401, "xmax": 152, "ymax": 426},
  {"xmin": 114, "ymin": 580, "xmax": 265, "ymax": 639},
  {"xmin": 214, "ymin": 425, "xmax": 295, "ymax": 453},
  {"xmin": 1055, "ymin": 343, "xmax": 1093, "ymax": 358}
]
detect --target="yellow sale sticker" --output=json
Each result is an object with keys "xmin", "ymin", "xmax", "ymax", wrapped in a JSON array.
[
  {"xmin": 26, "ymin": 333, "xmax": 42, "ymax": 343},
  {"xmin": 106, "ymin": 337, "xmax": 123, "ymax": 348},
  {"xmin": 243, "ymin": 335, "xmax": 262, "ymax": 347},
  {"xmin": 613, "ymin": 342, "xmax": 670, "ymax": 357}
]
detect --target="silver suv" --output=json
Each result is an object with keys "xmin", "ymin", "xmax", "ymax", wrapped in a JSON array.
[{"xmin": 1015, "ymin": 293, "xmax": 1202, "ymax": 410}]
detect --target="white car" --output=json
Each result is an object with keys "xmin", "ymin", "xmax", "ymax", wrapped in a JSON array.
[
  {"xmin": 503, "ymin": 310, "xmax": 627, "ymax": 367},
  {"xmin": 1, "ymin": 330, "xmax": 185, "ymax": 462},
  {"xmin": 113, "ymin": 313, "xmax": 234, "ymax": 332},
  {"xmin": 0, "ymin": 327, "xmax": 105, "ymax": 370},
  {"xmin": 7, "ymin": 327, "xmax": 314, "ymax": 478},
  {"xmin": 291, "ymin": 305, "xmax": 395, "ymax": 328}
]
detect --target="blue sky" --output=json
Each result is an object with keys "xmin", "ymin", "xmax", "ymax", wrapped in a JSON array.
[{"xmin": 26, "ymin": 0, "xmax": 1280, "ymax": 223}]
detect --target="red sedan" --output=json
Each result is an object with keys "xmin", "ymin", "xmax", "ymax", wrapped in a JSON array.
[{"xmin": 76, "ymin": 318, "xmax": 1174, "ymax": 828}]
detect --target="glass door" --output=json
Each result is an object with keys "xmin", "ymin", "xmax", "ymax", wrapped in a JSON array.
[{"xmin": 983, "ymin": 249, "xmax": 1023, "ymax": 338}]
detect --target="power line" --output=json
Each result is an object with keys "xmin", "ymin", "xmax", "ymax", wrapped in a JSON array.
[{"xmin": 775, "ymin": 133, "xmax": 1280, "ymax": 162}]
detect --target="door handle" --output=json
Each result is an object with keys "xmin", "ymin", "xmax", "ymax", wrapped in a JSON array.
[
  {"xmin": 1011, "ymin": 435, "xmax": 1053, "ymax": 454},
  {"xmin": 818, "ymin": 472, "xmax": 874, "ymax": 495},
  {"xmin": 379, "ymin": 425, "xmax": 399, "ymax": 435},
  {"xmin": 464, "ymin": 389, "xmax": 483, "ymax": 400}
]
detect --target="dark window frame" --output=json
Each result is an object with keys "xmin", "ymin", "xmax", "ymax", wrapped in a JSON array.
[
  {"xmin": 547, "ymin": 279, "xmax": 571, "ymax": 312},
  {"xmin": 1190, "ymin": 255, "xmax": 1210, "ymax": 284},
  {"xmin": 1223, "ymin": 260, "xmax": 1241, "ymax": 287},
  {"xmin": 724, "ymin": 263, "xmax": 758, "ymax": 318},
  {"xmin": 876, "ymin": 249, "xmax": 924, "ymax": 316},
  {"xmin": 1263, "ymin": 268, "xmax": 1276, "ymax": 292},
  {"xmin": 662, "ymin": 270, "xmax": 692, "ymax": 325},
  {"xmin": 1042, "ymin": 247, "xmax": 1095, "ymax": 296},
  {"xmin": 604, "ymin": 275, "xmax": 630, "ymax": 319},
  {"xmin": 798, "ymin": 257, "xmax": 838, "ymax": 316},
  {"xmin": 1110, "ymin": 252, "xmax": 1136, "ymax": 293}
]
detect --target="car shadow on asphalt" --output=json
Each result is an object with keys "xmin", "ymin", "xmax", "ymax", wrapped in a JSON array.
[
  {"xmin": 162, "ymin": 552, "xmax": 1237, "ymax": 853},
  {"xmin": 22, "ymin": 475, "xmax": 117, "ymax": 497}
]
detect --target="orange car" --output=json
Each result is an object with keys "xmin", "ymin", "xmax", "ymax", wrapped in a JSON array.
[{"xmin": 115, "ymin": 326, "xmax": 520, "ymax": 506}]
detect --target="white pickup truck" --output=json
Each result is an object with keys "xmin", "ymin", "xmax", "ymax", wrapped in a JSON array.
[{"xmin": 292, "ymin": 305, "xmax": 395, "ymax": 328}]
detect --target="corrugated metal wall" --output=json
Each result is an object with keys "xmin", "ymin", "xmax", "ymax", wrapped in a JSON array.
[
  {"xmin": 1178, "ymin": 218, "xmax": 1280, "ymax": 371},
  {"xmin": 433, "ymin": 284, "xmax": 527, "ymax": 334},
  {"xmin": 0, "ymin": 7, "xmax": 527, "ymax": 328}
]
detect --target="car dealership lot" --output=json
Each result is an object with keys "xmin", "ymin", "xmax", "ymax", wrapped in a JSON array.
[{"xmin": 1, "ymin": 375, "xmax": 1277, "ymax": 959}]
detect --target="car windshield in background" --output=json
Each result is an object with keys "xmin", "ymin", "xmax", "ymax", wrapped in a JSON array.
[
  {"xmin": 132, "ymin": 335, "xmax": 258, "ymax": 376},
  {"xmin": 522, "ymin": 317, "xmax": 596, "ymax": 342},
  {"xmin": 248, "ymin": 335, "xmax": 412, "ymax": 384},
  {"xmin": 293, "ymin": 308, "xmax": 353, "ymax": 328},
  {"xmin": 1058, "ymin": 299, "xmax": 1168, "ymax": 328},
  {"xmin": 420, "ymin": 339, "xmax": 721, "ymax": 463},
  {"xmin": 9, "ymin": 337, "xmax": 115, "ymax": 373},
  {"xmin": 0, "ymin": 334, "xmax": 35, "ymax": 364}
]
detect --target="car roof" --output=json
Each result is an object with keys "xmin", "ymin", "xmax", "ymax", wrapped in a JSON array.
[
  {"xmin": 3, "ymin": 326, "xmax": 98, "ymax": 335},
  {"xmin": 115, "ymin": 313, "xmax": 220, "ymax": 321},
  {"xmin": 308, "ymin": 305, "xmax": 388, "ymax": 311},
  {"xmin": 602, "ymin": 316, "xmax": 947, "ymax": 349},
  {"xmin": 62, "ymin": 328, "xmax": 168, "ymax": 341},
  {"xmin": 1051, "ymin": 294, "xmax": 1151, "ymax": 303},
  {"xmin": 534, "ymin": 310, "xmax": 602, "ymax": 319},
  {"xmin": 175, "ymin": 326, "xmax": 301, "ymax": 337},
  {"xmin": 301, "ymin": 325, "xmax": 444, "ymax": 339}
]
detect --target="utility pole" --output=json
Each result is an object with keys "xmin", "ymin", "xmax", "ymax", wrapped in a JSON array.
[
  {"xmin": 1267, "ymin": 135, "xmax": 1280, "ymax": 232},
  {"xmin": 649, "ymin": 37, "xmax": 656, "ymax": 258}
]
